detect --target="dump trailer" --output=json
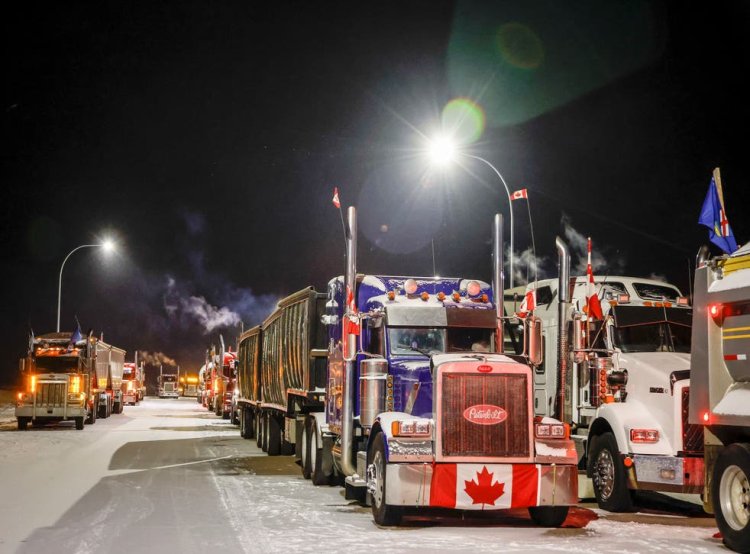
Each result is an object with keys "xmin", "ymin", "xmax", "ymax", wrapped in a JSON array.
[
  {"xmin": 237, "ymin": 210, "xmax": 577, "ymax": 526},
  {"xmin": 516, "ymin": 239, "xmax": 701, "ymax": 511},
  {"xmin": 690, "ymin": 242, "xmax": 750, "ymax": 552},
  {"xmin": 15, "ymin": 332, "xmax": 125, "ymax": 429},
  {"xmin": 94, "ymin": 340, "xmax": 126, "ymax": 416}
]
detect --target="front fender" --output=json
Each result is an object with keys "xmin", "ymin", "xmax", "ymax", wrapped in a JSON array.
[
  {"xmin": 367, "ymin": 412, "xmax": 433, "ymax": 463},
  {"xmin": 594, "ymin": 399, "xmax": 673, "ymax": 456}
]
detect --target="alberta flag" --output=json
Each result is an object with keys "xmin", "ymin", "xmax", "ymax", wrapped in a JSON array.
[{"xmin": 699, "ymin": 173, "xmax": 738, "ymax": 254}]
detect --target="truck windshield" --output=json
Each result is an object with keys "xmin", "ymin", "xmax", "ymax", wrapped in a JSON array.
[
  {"xmin": 388, "ymin": 327, "xmax": 493, "ymax": 356},
  {"xmin": 613, "ymin": 322, "xmax": 691, "ymax": 353},
  {"xmin": 33, "ymin": 356, "xmax": 79, "ymax": 373}
]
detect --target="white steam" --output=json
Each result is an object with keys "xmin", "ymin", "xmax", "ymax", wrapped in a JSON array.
[{"xmin": 561, "ymin": 215, "xmax": 624, "ymax": 275}]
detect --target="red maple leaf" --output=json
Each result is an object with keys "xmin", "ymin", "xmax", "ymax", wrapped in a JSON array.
[{"xmin": 464, "ymin": 466, "xmax": 505, "ymax": 507}]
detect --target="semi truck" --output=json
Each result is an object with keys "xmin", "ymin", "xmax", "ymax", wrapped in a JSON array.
[
  {"xmin": 180, "ymin": 372, "xmax": 199, "ymax": 397},
  {"xmin": 236, "ymin": 209, "xmax": 577, "ymax": 526},
  {"xmin": 514, "ymin": 238, "xmax": 701, "ymax": 511},
  {"xmin": 209, "ymin": 340, "xmax": 237, "ymax": 418},
  {"xmin": 690, "ymin": 242, "xmax": 750, "ymax": 552},
  {"xmin": 16, "ymin": 331, "xmax": 125, "ymax": 429},
  {"xmin": 157, "ymin": 372, "xmax": 179, "ymax": 398},
  {"xmin": 122, "ymin": 360, "xmax": 144, "ymax": 405}
]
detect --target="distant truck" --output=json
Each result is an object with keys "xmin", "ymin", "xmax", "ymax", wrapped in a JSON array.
[
  {"xmin": 16, "ymin": 331, "xmax": 125, "ymax": 429},
  {"xmin": 122, "ymin": 362, "xmax": 144, "ymax": 405},
  {"xmin": 690, "ymin": 242, "xmax": 750, "ymax": 552},
  {"xmin": 180, "ymin": 373, "xmax": 199, "ymax": 397},
  {"xmin": 210, "ymin": 339, "xmax": 237, "ymax": 419},
  {"xmin": 236, "ymin": 210, "xmax": 577, "ymax": 526},
  {"xmin": 157, "ymin": 373, "xmax": 179, "ymax": 398}
]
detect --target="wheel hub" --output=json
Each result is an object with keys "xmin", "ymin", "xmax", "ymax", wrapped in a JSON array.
[
  {"xmin": 366, "ymin": 451, "xmax": 384, "ymax": 506},
  {"xmin": 720, "ymin": 464, "xmax": 750, "ymax": 531},
  {"xmin": 593, "ymin": 448, "xmax": 616, "ymax": 500}
]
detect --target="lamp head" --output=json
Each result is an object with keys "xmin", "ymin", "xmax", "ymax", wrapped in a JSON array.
[
  {"xmin": 101, "ymin": 239, "xmax": 115, "ymax": 253},
  {"xmin": 427, "ymin": 135, "xmax": 457, "ymax": 166}
]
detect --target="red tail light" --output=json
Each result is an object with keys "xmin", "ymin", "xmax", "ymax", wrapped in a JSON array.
[{"xmin": 709, "ymin": 303, "xmax": 723, "ymax": 324}]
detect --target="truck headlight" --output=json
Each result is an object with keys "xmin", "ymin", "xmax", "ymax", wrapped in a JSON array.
[{"xmin": 391, "ymin": 419, "xmax": 432, "ymax": 437}]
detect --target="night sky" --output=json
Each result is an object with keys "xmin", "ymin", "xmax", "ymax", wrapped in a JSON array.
[{"xmin": 2, "ymin": 1, "xmax": 748, "ymax": 385}]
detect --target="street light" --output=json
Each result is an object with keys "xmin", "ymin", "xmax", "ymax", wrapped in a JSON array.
[
  {"xmin": 56, "ymin": 239, "xmax": 116, "ymax": 332},
  {"xmin": 427, "ymin": 137, "xmax": 516, "ymax": 289}
]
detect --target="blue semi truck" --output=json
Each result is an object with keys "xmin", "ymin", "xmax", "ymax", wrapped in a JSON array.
[{"xmin": 236, "ymin": 209, "xmax": 577, "ymax": 525}]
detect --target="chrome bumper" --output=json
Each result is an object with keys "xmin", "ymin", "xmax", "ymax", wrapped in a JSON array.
[
  {"xmin": 632, "ymin": 454, "xmax": 704, "ymax": 493},
  {"xmin": 15, "ymin": 405, "xmax": 86, "ymax": 419}
]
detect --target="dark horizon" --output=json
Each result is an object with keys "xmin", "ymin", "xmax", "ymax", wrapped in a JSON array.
[{"xmin": 2, "ymin": 1, "xmax": 748, "ymax": 385}]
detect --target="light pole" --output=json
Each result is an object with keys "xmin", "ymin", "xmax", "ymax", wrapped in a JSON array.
[
  {"xmin": 56, "ymin": 239, "xmax": 115, "ymax": 332},
  {"xmin": 428, "ymin": 139, "xmax": 516, "ymax": 289}
]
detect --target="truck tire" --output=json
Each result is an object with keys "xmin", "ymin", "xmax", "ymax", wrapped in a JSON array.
[
  {"xmin": 86, "ymin": 402, "xmax": 97, "ymax": 425},
  {"xmin": 114, "ymin": 401, "xmax": 122, "ymax": 415},
  {"xmin": 310, "ymin": 419, "xmax": 331, "ymax": 486},
  {"xmin": 528, "ymin": 506, "xmax": 569, "ymax": 527},
  {"xmin": 368, "ymin": 432, "xmax": 402, "ymax": 526},
  {"xmin": 256, "ymin": 412, "xmax": 264, "ymax": 449},
  {"xmin": 17, "ymin": 418, "xmax": 28, "ymax": 431},
  {"xmin": 266, "ymin": 414, "xmax": 281, "ymax": 456},
  {"xmin": 301, "ymin": 419, "xmax": 311, "ymax": 479},
  {"xmin": 75, "ymin": 417, "xmax": 84, "ymax": 430},
  {"xmin": 215, "ymin": 397, "xmax": 222, "ymax": 417},
  {"xmin": 589, "ymin": 432, "xmax": 634, "ymax": 512},
  {"xmin": 713, "ymin": 443, "xmax": 750, "ymax": 553},
  {"xmin": 245, "ymin": 409, "xmax": 255, "ymax": 439}
]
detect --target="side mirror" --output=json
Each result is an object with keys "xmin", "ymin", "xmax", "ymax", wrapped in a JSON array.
[{"xmin": 528, "ymin": 316, "xmax": 543, "ymax": 367}]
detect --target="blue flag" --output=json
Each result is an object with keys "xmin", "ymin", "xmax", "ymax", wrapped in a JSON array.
[
  {"xmin": 68, "ymin": 321, "xmax": 83, "ymax": 351},
  {"xmin": 698, "ymin": 176, "xmax": 738, "ymax": 254}
]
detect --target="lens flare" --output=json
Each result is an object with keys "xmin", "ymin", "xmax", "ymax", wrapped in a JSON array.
[
  {"xmin": 497, "ymin": 22, "xmax": 544, "ymax": 69},
  {"xmin": 441, "ymin": 98, "xmax": 485, "ymax": 145}
]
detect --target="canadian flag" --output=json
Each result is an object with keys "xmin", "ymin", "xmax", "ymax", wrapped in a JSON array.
[
  {"xmin": 344, "ymin": 284, "xmax": 360, "ymax": 335},
  {"xmin": 511, "ymin": 189, "xmax": 528, "ymax": 200},
  {"xmin": 516, "ymin": 289, "xmax": 536, "ymax": 318},
  {"xmin": 429, "ymin": 464, "xmax": 539, "ymax": 510},
  {"xmin": 586, "ymin": 237, "xmax": 603, "ymax": 320},
  {"xmin": 332, "ymin": 187, "xmax": 341, "ymax": 209}
]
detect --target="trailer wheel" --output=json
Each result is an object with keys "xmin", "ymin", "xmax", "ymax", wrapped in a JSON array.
[
  {"xmin": 301, "ymin": 419, "xmax": 311, "ymax": 479},
  {"xmin": 528, "ymin": 506, "xmax": 569, "ymax": 527},
  {"xmin": 215, "ymin": 397, "xmax": 222, "ymax": 417},
  {"xmin": 589, "ymin": 432, "xmax": 634, "ymax": 512},
  {"xmin": 17, "ymin": 418, "xmax": 28, "ymax": 431},
  {"xmin": 713, "ymin": 443, "xmax": 750, "ymax": 553},
  {"xmin": 75, "ymin": 417, "xmax": 84, "ymax": 430},
  {"xmin": 368, "ymin": 433, "xmax": 402, "ymax": 526},
  {"xmin": 256, "ymin": 412, "xmax": 264, "ymax": 449},
  {"xmin": 86, "ymin": 402, "xmax": 97, "ymax": 425},
  {"xmin": 310, "ymin": 419, "xmax": 331, "ymax": 486},
  {"xmin": 266, "ymin": 414, "xmax": 281, "ymax": 456}
]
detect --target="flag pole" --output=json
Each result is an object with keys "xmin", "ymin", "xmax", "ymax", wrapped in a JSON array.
[
  {"xmin": 525, "ymin": 193, "xmax": 538, "ymax": 288},
  {"xmin": 713, "ymin": 167, "xmax": 725, "ymax": 209}
]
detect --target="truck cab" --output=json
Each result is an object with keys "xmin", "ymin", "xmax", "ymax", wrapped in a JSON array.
[{"xmin": 521, "ymin": 239, "xmax": 701, "ymax": 511}]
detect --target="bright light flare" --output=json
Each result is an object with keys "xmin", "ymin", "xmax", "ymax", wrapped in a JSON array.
[
  {"xmin": 101, "ymin": 239, "xmax": 115, "ymax": 253},
  {"xmin": 427, "ymin": 135, "xmax": 457, "ymax": 166}
]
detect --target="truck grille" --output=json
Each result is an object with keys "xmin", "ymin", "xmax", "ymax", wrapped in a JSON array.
[
  {"xmin": 36, "ymin": 383, "xmax": 66, "ymax": 407},
  {"xmin": 682, "ymin": 388, "xmax": 704, "ymax": 454},
  {"xmin": 440, "ymin": 372, "xmax": 530, "ymax": 458}
]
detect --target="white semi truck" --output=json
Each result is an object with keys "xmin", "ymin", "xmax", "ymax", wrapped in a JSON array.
[
  {"xmin": 690, "ymin": 242, "xmax": 750, "ymax": 552},
  {"xmin": 516, "ymin": 238, "xmax": 702, "ymax": 511}
]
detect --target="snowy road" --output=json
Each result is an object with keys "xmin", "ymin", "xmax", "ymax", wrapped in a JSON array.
[{"xmin": 0, "ymin": 398, "xmax": 726, "ymax": 553}]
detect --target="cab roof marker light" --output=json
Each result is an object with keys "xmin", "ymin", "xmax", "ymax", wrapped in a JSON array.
[
  {"xmin": 466, "ymin": 280, "xmax": 482, "ymax": 297},
  {"xmin": 404, "ymin": 279, "xmax": 418, "ymax": 295},
  {"xmin": 677, "ymin": 296, "xmax": 689, "ymax": 306}
]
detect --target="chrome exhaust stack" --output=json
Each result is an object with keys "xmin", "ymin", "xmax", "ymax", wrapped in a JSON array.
[
  {"xmin": 555, "ymin": 237, "xmax": 571, "ymax": 422},
  {"xmin": 493, "ymin": 214, "xmax": 504, "ymax": 353},
  {"xmin": 340, "ymin": 206, "xmax": 358, "ymax": 476}
]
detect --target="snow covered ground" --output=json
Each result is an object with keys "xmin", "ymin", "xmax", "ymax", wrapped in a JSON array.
[{"xmin": 0, "ymin": 397, "xmax": 725, "ymax": 553}]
